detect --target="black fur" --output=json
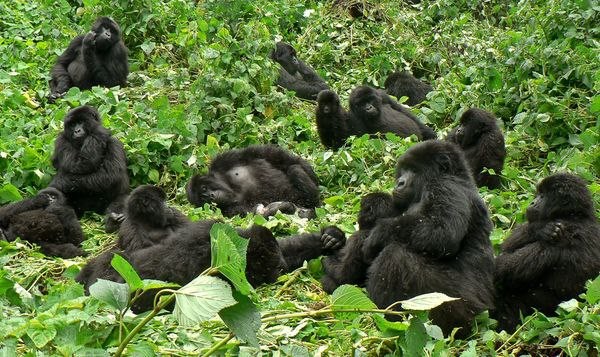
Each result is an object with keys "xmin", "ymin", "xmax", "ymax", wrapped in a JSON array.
[
  {"xmin": 0, "ymin": 187, "xmax": 85, "ymax": 258},
  {"xmin": 315, "ymin": 90, "xmax": 367, "ymax": 149},
  {"xmin": 384, "ymin": 71, "xmax": 433, "ymax": 106},
  {"xmin": 492, "ymin": 173, "xmax": 600, "ymax": 331},
  {"xmin": 49, "ymin": 106, "xmax": 129, "ymax": 232},
  {"xmin": 49, "ymin": 17, "xmax": 128, "ymax": 101},
  {"xmin": 186, "ymin": 144, "xmax": 320, "ymax": 218},
  {"xmin": 270, "ymin": 42, "xmax": 329, "ymax": 100},
  {"xmin": 349, "ymin": 86, "xmax": 437, "ymax": 140},
  {"xmin": 322, "ymin": 140, "xmax": 494, "ymax": 337},
  {"xmin": 446, "ymin": 108, "xmax": 506, "ymax": 189}
]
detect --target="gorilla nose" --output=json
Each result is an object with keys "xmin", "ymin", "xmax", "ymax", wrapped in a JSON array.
[{"xmin": 322, "ymin": 106, "xmax": 331, "ymax": 114}]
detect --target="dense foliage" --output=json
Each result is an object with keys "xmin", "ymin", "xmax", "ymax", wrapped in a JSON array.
[{"xmin": 0, "ymin": 0, "xmax": 598, "ymax": 355}]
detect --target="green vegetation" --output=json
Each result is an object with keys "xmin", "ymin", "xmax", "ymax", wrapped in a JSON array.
[{"xmin": 0, "ymin": 0, "xmax": 599, "ymax": 355}]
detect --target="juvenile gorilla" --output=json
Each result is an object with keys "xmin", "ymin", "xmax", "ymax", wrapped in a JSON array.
[
  {"xmin": 315, "ymin": 90, "xmax": 367, "ymax": 150},
  {"xmin": 49, "ymin": 17, "xmax": 128, "ymax": 101},
  {"xmin": 493, "ymin": 173, "xmax": 600, "ymax": 332},
  {"xmin": 349, "ymin": 86, "xmax": 437, "ymax": 140},
  {"xmin": 49, "ymin": 105, "xmax": 129, "ymax": 231},
  {"xmin": 270, "ymin": 42, "xmax": 329, "ymax": 100},
  {"xmin": 446, "ymin": 108, "xmax": 506, "ymax": 189},
  {"xmin": 0, "ymin": 188, "xmax": 85, "ymax": 258},
  {"xmin": 322, "ymin": 140, "xmax": 495, "ymax": 337},
  {"xmin": 187, "ymin": 145, "xmax": 320, "ymax": 218},
  {"xmin": 384, "ymin": 71, "xmax": 433, "ymax": 106}
]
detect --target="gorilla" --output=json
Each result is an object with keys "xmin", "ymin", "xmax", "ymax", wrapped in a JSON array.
[
  {"xmin": 322, "ymin": 140, "xmax": 495, "ymax": 337},
  {"xmin": 0, "ymin": 187, "xmax": 85, "ymax": 258},
  {"xmin": 186, "ymin": 145, "xmax": 320, "ymax": 218},
  {"xmin": 384, "ymin": 71, "xmax": 433, "ymax": 106},
  {"xmin": 49, "ymin": 17, "xmax": 128, "ymax": 102},
  {"xmin": 49, "ymin": 106, "xmax": 129, "ymax": 232},
  {"xmin": 270, "ymin": 42, "xmax": 329, "ymax": 100},
  {"xmin": 492, "ymin": 173, "xmax": 600, "ymax": 332},
  {"xmin": 446, "ymin": 108, "xmax": 506, "ymax": 189},
  {"xmin": 315, "ymin": 90, "xmax": 367, "ymax": 150},
  {"xmin": 349, "ymin": 86, "xmax": 437, "ymax": 140}
]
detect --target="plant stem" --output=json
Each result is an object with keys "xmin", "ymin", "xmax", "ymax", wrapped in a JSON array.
[
  {"xmin": 201, "ymin": 333, "xmax": 235, "ymax": 357},
  {"xmin": 261, "ymin": 307, "xmax": 406, "ymax": 322}
]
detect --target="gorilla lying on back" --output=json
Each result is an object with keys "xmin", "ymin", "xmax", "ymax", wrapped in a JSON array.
[
  {"xmin": 322, "ymin": 140, "xmax": 495, "ymax": 337},
  {"xmin": 270, "ymin": 42, "xmax": 329, "ymax": 100},
  {"xmin": 187, "ymin": 145, "xmax": 320, "ymax": 218},
  {"xmin": 446, "ymin": 108, "xmax": 506, "ymax": 189},
  {"xmin": 315, "ymin": 87, "xmax": 436, "ymax": 149},
  {"xmin": 493, "ymin": 173, "xmax": 600, "ymax": 332},
  {"xmin": 49, "ymin": 17, "xmax": 128, "ymax": 102},
  {"xmin": 49, "ymin": 106, "xmax": 130, "ymax": 232},
  {"xmin": 76, "ymin": 185, "xmax": 345, "ymax": 311},
  {"xmin": 0, "ymin": 188, "xmax": 85, "ymax": 258},
  {"xmin": 384, "ymin": 71, "xmax": 433, "ymax": 106}
]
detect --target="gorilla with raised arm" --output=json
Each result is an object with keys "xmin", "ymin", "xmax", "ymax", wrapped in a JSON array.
[
  {"xmin": 49, "ymin": 105, "xmax": 129, "ymax": 232},
  {"xmin": 49, "ymin": 17, "xmax": 128, "ymax": 101},
  {"xmin": 384, "ymin": 71, "xmax": 433, "ymax": 106},
  {"xmin": 492, "ymin": 173, "xmax": 600, "ymax": 332},
  {"xmin": 186, "ymin": 145, "xmax": 320, "ymax": 218},
  {"xmin": 270, "ymin": 42, "xmax": 329, "ymax": 100},
  {"xmin": 322, "ymin": 140, "xmax": 494, "ymax": 337},
  {"xmin": 315, "ymin": 90, "xmax": 367, "ymax": 150},
  {"xmin": 446, "ymin": 108, "xmax": 506, "ymax": 189},
  {"xmin": 0, "ymin": 187, "xmax": 86, "ymax": 258}
]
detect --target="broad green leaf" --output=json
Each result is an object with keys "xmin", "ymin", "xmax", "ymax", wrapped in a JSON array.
[
  {"xmin": 331, "ymin": 285, "xmax": 376, "ymax": 320},
  {"xmin": 89, "ymin": 279, "xmax": 130, "ymax": 311},
  {"xmin": 219, "ymin": 290, "xmax": 261, "ymax": 347},
  {"xmin": 585, "ymin": 275, "xmax": 600, "ymax": 304},
  {"xmin": 403, "ymin": 314, "xmax": 428, "ymax": 356},
  {"xmin": 400, "ymin": 292, "xmax": 459, "ymax": 310},
  {"xmin": 0, "ymin": 184, "xmax": 22, "ymax": 204},
  {"xmin": 111, "ymin": 254, "xmax": 143, "ymax": 291},
  {"xmin": 26, "ymin": 320, "xmax": 57, "ymax": 349},
  {"xmin": 173, "ymin": 275, "xmax": 236, "ymax": 326},
  {"xmin": 210, "ymin": 223, "xmax": 252, "ymax": 295}
]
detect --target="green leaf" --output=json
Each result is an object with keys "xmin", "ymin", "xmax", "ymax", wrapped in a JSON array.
[
  {"xmin": 88, "ymin": 279, "xmax": 130, "ymax": 311},
  {"xmin": 400, "ymin": 292, "xmax": 459, "ymax": 310},
  {"xmin": 590, "ymin": 95, "xmax": 600, "ymax": 114},
  {"xmin": 0, "ymin": 184, "xmax": 22, "ymax": 204},
  {"xmin": 26, "ymin": 320, "xmax": 57, "ymax": 348},
  {"xmin": 585, "ymin": 275, "xmax": 600, "ymax": 304},
  {"xmin": 210, "ymin": 223, "xmax": 253, "ymax": 295},
  {"xmin": 219, "ymin": 290, "xmax": 260, "ymax": 347},
  {"xmin": 111, "ymin": 254, "xmax": 143, "ymax": 291},
  {"xmin": 331, "ymin": 284, "xmax": 376, "ymax": 320},
  {"xmin": 403, "ymin": 314, "xmax": 428, "ymax": 356},
  {"xmin": 173, "ymin": 275, "xmax": 236, "ymax": 326}
]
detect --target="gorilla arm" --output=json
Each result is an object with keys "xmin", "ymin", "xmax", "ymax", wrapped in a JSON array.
[
  {"xmin": 277, "ymin": 226, "xmax": 345, "ymax": 271},
  {"xmin": 50, "ymin": 35, "xmax": 84, "ymax": 97},
  {"xmin": 68, "ymin": 137, "xmax": 127, "ymax": 193}
]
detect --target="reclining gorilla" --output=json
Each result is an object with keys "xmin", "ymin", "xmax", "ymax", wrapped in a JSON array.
[
  {"xmin": 270, "ymin": 42, "xmax": 329, "ymax": 100},
  {"xmin": 315, "ymin": 87, "xmax": 436, "ymax": 149},
  {"xmin": 186, "ymin": 145, "xmax": 320, "ymax": 218},
  {"xmin": 49, "ymin": 105, "xmax": 130, "ymax": 232},
  {"xmin": 493, "ymin": 173, "xmax": 600, "ymax": 332},
  {"xmin": 49, "ymin": 17, "xmax": 128, "ymax": 102},
  {"xmin": 0, "ymin": 187, "xmax": 85, "ymax": 258},
  {"xmin": 384, "ymin": 71, "xmax": 433, "ymax": 106},
  {"xmin": 76, "ymin": 185, "xmax": 344, "ymax": 311},
  {"xmin": 321, "ymin": 140, "xmax": 495, "ymax": 337}
]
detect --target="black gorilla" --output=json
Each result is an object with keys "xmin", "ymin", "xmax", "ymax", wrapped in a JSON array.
[
  {"xmin": 315, "ymin": 90, "xmax": 367, "ymax": 150},
  {"xmin": 446, "ymin": 108, "xmax": 506, "ymax": 189},
  {"xmin": 384, "ymin": 71, "xmax": 433, "ymax": 106},
  {"xmin": 49, "ymin": 105, "xmax": 129, "ymax": 232},
  {"xmin": 349, "ymin": 86, "xmax": 437, "ymax": 140},
  {"xmin": 0, "ymin": 187, "xmax": 85, "ymax": 258},
  {"xmin": 49, "ymin": 17, "xmax": 128, "ymax": 101},
  {"xmin": 270, "ymin": 42, "xmax": 329, "ymax": 100},
  {"xmin": 187, "ymin": 145, "xmax": 320, "ymax": 218},
  {"xmin": 492, "ymin": 173, "xmax": 600, "ymax": 332},
  {"xmin": 322, "ymin": 140, "xmax": 495, "ymax": 337}
]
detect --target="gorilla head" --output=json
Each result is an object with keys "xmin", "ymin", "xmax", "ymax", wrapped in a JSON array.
[
  {"xmin": 317, "ymin": 90, "xmax": 341, "ymax": 115},
  {"xmin": 270, "ymin": 42, "xmax": 299, "ymax": 75},
  {"xmin": 453, "ymin": 108, "xmax": 498, "ymax": 147},
  {"xmin": 349, "ymin": 86, "xmax": 383, "ymax": 121},
  {"xmin": 126, "ymin": 185, "xmax": 169, "ymax": 227},
  {"xmin": 62, "ymin": 105, "xmax": 106, "ymax": 147},
  {"xmin": 90, "ymin": 17, "xmax": 122, "ymax": 52}
]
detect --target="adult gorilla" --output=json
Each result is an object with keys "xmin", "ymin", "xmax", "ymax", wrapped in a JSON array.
[
  {"xmin": 384, "ymin": 71, "xmax": 433, "ymax": 106},
  {"xmin": 493, "ymin": 173, "xmax": 600, "ymax": 331},
  {"xmin": 49, "ymin": 105, "xmax": 129, "ymax": 231},
  {"xmin": 322, "ymin": 140, "xmax": 494, "ymax": 337},
  {"xmin": 49, "ymin": 17, "xmax": 128, "ymax": 101},
  {"xmin": 187, "ymin": 145, "xmax": 320, "ymax": 218}
]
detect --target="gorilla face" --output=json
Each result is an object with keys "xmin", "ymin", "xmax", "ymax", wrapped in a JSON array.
[
  {"xmin": 63, "ymin": 106, "xmax": 102, "ymax": 146},
  {"xmin": 271, "ymin": 42, "xmax": 299, "ymax": 75},
  {"xmin": 39, "ymin": 188, "xmax": 65, "ymax": 205},
  {"xmin": 92, "ymin": 17, "xmax": 121, "ymax": 52},
  {"xmin": 392, "ymin": 168, "xmax": 419, "ymax": 212},
  {"xmin": 190, "ymin": 175, "xmax": 238, "ymax": 206},
  {"xmin": 349, "ymin": 86, "xmax": 382, "ymax": 120},
  {"xmin": 317, "ymin": 90, "xmax": 341, "ymax": 115}
]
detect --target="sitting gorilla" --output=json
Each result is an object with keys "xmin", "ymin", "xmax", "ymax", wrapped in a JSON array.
[
  {"xmin": 446, "ymin": 108, "xmax": 506, "ymax": 189},
  {"xmin": 270, "ymin": 42, "xmax": 329, "ymax": 100},
  {"xmin": 322, "ymin": 140, "xmax": 495, "ymax": 337},
  {"xmin": 349, "ymin": 86, "xmax": 437, "ymax": 140},
  {"xmin": 187, "ymin": 145, "xmax": 320, "ymax": 218},
  {"xmin": 384, "ymin": 71, "xmax": 433, "ymax": 106},
  {"xmin": 492, "ymin": 173, "xmax": 600, "ymax": 332},
  {"xmin": 0, "ymin": 187, "xmax": 85, "ymax": 258},
  {"xmin": 49, "ymin": 17, "xmax": 128, "ymax": 102},
  {"xmin": 315, "ymin": 90, "xmax": 367, "ymax": 150},
  {"xmin": 49, "ymin": 106, "xmax": 130, "ymax": 232}
]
